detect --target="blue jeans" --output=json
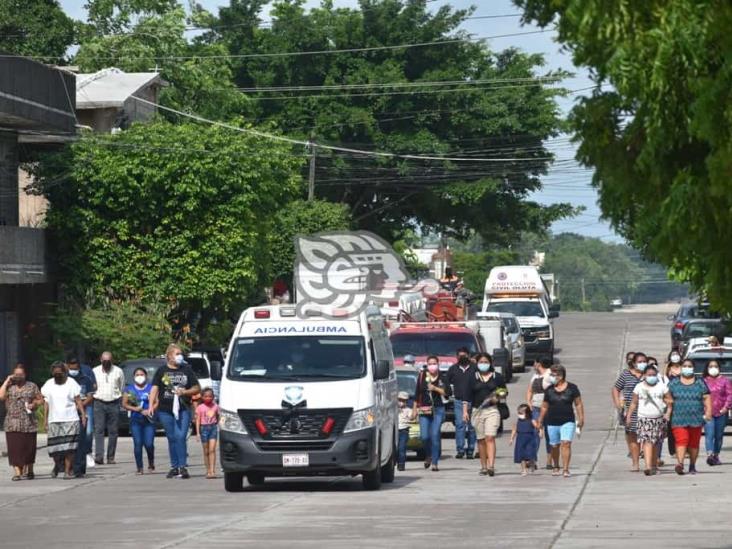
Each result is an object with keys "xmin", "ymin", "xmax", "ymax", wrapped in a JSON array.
[
  {"xmin": 705, "ymin": 415, "xmax": 727, "ymax": 454},
  {"xmin": 454, "ymin": 400, "xmax": 476, "ymax": 454},
  {"xmin": 419, "ymin": 406, "xmax": 445, "ymax": 465},
  {"xmin": 158, "ymin": 409, "xmax": 191, "ymax": 468},
  {"xmin": 532, "ymin": 408, "xmax": 550, "ymax": 460},
  {"xmin": 130, "ymin": 418, "xmax": 156, "ymax": 470},
  {"xmin": 397, "ymin": 428, "xmax": 409, "ymax": 466},
  {"xmin": 73, "ymin": 404, "xmax": 93, "ymax": 475}
]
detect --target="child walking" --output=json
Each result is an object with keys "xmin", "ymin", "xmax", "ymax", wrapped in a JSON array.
[
  {"xmin": 195, "ymin": 388, "xmax": 220, "ymax": 479},
  {"xmin": 510, "ymin": 403, "xmax": 539, "ymax": 475},
  {"xmin": 397, "ymin": 391, "xmax": 415, "ymax": 471}
]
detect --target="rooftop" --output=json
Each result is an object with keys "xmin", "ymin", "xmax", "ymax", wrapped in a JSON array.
[{"xmin": 75, "ymin": 68, "xmax": 164, "ymax": 109}]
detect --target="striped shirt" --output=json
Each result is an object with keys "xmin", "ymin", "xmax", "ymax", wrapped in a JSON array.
[{"xmin": 615, "ymin": 369, "xmax": 642, "ymax": 431}]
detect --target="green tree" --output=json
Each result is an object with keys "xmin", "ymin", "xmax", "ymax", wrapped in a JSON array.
[
  {"xmin": 35, "ymin": 299, "xmax": 173, "ymax": 368},
  {"xmin": 209, "ymin": 0, "xmax": 574, "ymax": 242},
  {"xmin": 541, "ymin": 234, "xmax": 645, "ymax": 311},
  {"xmin": 516, "ymin": 0, "xmax": 732, "ymax": 312},
  {"xmin": 30, "ymin": 120, "xmax": 304, "ymax": 332},
  {"xmin": 0, "ymin": 0, "xmax": 75, "ymax": 62},
  {"xmin": 268, "ymin": 198, "xmax": 352, "ymax": 282}
]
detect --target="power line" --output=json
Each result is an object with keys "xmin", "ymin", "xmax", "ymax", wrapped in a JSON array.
[
  {"xmin": 234, "ymin": 76, "xmax": 560, "ymax": 92},
  {"xmin": 240, "ymin": 81, "xmax": 564, "ymax": 101},
  {"xmin": 130, "ymin": 95, "xmax": 558, "ymax": 163},
  {"xmin": 2, "ymin": 29, "xmax": 547, "ymax": 62}
]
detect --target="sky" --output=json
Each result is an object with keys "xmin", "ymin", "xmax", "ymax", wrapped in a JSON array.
[{"xmin": 58, "ymin": 0, "xmax": 617, "ymax": 242}]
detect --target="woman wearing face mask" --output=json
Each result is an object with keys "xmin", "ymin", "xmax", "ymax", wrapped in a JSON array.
[
  {"xmin": 41, "ymin": 362, "xmax": 86, "ymax": 479},
  {"xmin": 612, "ymin": 352, "xmax": 646, "ymax": 471},
  {"xmin": 413, "ymin": 355, "xmax": 450, "ymax": 471},
  {"xmin": 150, "ymin": 344, "xmax": 200, "ymax": 479},
  {"xmin": 668, "ymin": 360, "xmax": 712, "ymax": 475},
  {"xmin": 538, "ymin": 365, "xmax": 584, "ymax": 477},
  {"xmin": 464, "ymin": 353, "xmax": 507, "ymax": 476},
  {"xmin": 0, "ymin": 364, "xmax": 43, "ymax": 481},
  {"xmin": 625, "ymin": 364, "xmax": 673, "ymax": 475},
  {"xmin": 664, "ymin": 351, "xmax": 683, "ymax": 456},
  {"xmin": 122, "ymin": 368, "xmax": 155, "ymax": 475},
  {"xmin": 702, "ymin": 360, "xmax": 732, "ymax": 466}
]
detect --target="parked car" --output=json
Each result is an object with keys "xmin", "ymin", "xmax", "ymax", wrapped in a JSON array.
[
  {"xmin": 395, "ymin": 367, "xmax": 425, "ymax": 459},
  {"xmin": 610, "ymin": 298, "xmax": 623, "ymax": 308},
  {"xmin": 186, "ymin": 347, "xmax": 224, "ymax": 400},
  {"xmin": 668, "ymin": 302, "xmax": 721, "ymax": 349},
  {"xmin": 117, "ymin": 358, "xmax": 166, "ymax": 435},
  {"xmin": 678, "ymin": 319, "xmax": 728, "ymax": 355}
]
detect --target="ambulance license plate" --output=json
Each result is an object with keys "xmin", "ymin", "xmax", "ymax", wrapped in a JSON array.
[{"xmin": 282, "ymin": 453, "xmax": 309, "ymax": 467}]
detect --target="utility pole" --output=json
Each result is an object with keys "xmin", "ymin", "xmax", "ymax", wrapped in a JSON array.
[
  {"xmin": 307, "ymin": 139, "xmax": 316, "ymax": 201},
  {"xmin": 581, "ymin": 278, "xmax": 586, "ymax": 304}
]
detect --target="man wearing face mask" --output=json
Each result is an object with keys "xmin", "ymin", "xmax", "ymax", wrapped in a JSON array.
[
  {"xmin": 92, "ymin": 351, "xmax": 124, "ymax": 465},
  {"xmin": 67, "ymin": 356, "xmax": 96, "ymax": 477},
  {"xmin": 447, "ymin": 347, "xmax": 477, "ymax": 459},
  {"xmin": 612, "ymin": 351, "xmax": 646, "ymax": 472}
]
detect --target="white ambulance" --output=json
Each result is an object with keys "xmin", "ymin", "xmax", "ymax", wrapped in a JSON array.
[
  {"xmin": 218, "ymin": 303, "xmax": 398, "ymax": 491},
  {"xmin": 482, "ymin": 266, "xmax": 558, "ymax": 364}
]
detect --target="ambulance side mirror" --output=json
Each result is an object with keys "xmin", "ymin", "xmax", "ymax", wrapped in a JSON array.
[{"xmin": 374, "ymin": 360, "xmax": 391, "ymax": 380}]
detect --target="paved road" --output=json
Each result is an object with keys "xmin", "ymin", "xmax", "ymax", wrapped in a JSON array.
[{"xmin": 1, "ymin": 312, "xmax": 730, "ymax": 548}]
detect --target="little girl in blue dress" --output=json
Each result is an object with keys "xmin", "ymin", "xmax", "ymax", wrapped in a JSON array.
[{"xmin": 510, "ymin": 403, "xmax": 539, "ymax": 475}]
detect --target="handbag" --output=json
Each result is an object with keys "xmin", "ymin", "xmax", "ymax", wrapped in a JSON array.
[
  {"xmin": 416, "ymin": 371, "xmax": 434, "ymax": 416},
  {"xmin": 498, "ymin": 402, "xmax": 510, "ymax": 420}
]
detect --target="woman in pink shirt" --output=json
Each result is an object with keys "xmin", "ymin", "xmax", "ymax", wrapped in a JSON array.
[
  {"xmin": 195, "ymin": 388, "xmax": 220, "ymax": 479},
  {"xmin": 703, "ymin": 360, "xmax": 732, "ymax": 466}
]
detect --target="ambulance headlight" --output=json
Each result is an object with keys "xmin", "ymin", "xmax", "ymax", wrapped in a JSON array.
[
  {"xmin": 344, "ymin": 407, "xmax": 376, "ymax": 432},
  {"xmin": 219, "ymin": 409, "xmax": 247, "ymax": 434}
]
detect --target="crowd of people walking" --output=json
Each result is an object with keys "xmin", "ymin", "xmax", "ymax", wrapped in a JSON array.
[
  {"xmin": 402, "ymin": 350, "xmax": 584, "ymax": 477},
  {"xmin": 2, "ymin": 342, "xmax": 729, "ymax": 482},
  {"xmin": 0, "ymin": 343, "xmax": 221, "ymax": 481},
  {"xmin": 613, "ymin": 350, "xmax": 730, "ymax": 475}
]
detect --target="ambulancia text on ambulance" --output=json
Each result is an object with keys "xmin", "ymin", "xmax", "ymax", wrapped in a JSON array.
[{"xmin": 218, "ymin": 303, "xmax": 398, "ymax": 491}]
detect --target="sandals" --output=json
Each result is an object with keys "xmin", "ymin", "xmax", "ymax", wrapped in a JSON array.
[
  {"xmin": 24, "ymin": 472, "xmax": 34, "ymax": 480},
  {"xmin": 11, "ymin": 475, "xmax": 21, "ymax": 481},
  {"xmin": 206, "ymin": 473, "xmax": 216, "ymax": 479},
  {"xmin": 563, "ymin": 470, "xmax": 571, "ymax": 478},
  {"xmin": 674, "ymin": 464, "xmax": 685, "ymax": 475},
  {"xmin": 423, "ymin": 460, "xmax": 432, "ymax": 469},
  {"xmin": 479, "ymin": 468, "xmax": 489, "ymax": 476},
  {"xmin": 552, "ymin": 468, "xmax": 561, "ymax": 476},
  {"xmin": 486, "ymin": 468, "xmax": 495, "ymax": 477}
]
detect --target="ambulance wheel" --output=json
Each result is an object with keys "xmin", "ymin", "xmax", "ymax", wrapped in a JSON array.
[{"xmin": 224, "ymin": 472, "xmax": 244, "ymax": 492}]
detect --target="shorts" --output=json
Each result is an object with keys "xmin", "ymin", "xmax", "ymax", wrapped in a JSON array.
[
  {"xmin": 547, "ymin": 422, "xmax": 575, "ymax": 446},
  {"xmin": 471, "ymin": 407, "xmax": 500, "ymax": 439},
  {"xmin": 199, "ymin": 424, "xmax": 218, "ymax": 443},
  {"xmin": 671, "ymin": 426, "xmax": 702, "ymax": 449}
]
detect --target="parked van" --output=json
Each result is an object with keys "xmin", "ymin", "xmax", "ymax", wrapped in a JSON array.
[{"xmin": 218, "ymin": 304, "xmax": 398, "ymax": 491}]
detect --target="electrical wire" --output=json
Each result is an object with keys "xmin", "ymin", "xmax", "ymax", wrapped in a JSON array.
[
  {"xmin": 3, "ymin": 29, "xmax": 548, "ymax": 62},
  {"xmin": 130, "ymin": 95, "xmax": 560, "ymax": 163}
]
